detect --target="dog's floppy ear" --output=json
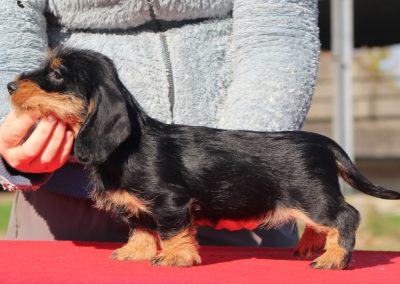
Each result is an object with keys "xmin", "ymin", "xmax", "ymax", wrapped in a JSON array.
[{"xmin": 74, "ymin": 83, "xmax": 131, "ymax": 165}]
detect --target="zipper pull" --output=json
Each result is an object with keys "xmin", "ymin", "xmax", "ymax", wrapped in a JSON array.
[{"xmin": 143, "ymin": 0, "xmax": 153, "ymax": 12}]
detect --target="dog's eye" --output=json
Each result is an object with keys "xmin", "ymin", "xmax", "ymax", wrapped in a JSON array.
[{"xmin": 52, "ymin": 69, "xmax": 63, "ymax": 80}]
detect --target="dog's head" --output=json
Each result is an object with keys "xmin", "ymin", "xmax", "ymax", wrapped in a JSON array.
[{"xmin": 8, "ymin": 47, "xmax": 132, "ymax": 165}]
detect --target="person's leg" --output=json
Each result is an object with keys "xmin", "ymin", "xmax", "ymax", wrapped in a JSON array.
[
  {"xmin": 197, "ymin": 224, "xmax": 299, "ymax": 247},
  {"xmin": 6, "ymin": 190, "xmax": 130, "ymax": 241},
  {"xmin": 7, "ymin": 189, "xmax": 299, "ymax": 246}
]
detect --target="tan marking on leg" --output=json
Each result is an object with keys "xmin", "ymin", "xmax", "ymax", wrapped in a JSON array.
[
  {"xmin": 94, "ymin": 190, "xmax": 151, "ymax": 217},
  {"xmin": 311, "ymin": 228, "xmax": 348, "ymax": 269},
  {"xmin": 295, "ymin": 224, "xmax": 328, "ymax": 259},
  {"xmin": 112, "ymin": 228, "xmax": 158, "ymax": 261},
  {"xmin": 257, "ymin": 208, "xmax": 349, "ymax": 269},
  {"xmin": 259, "ymin": 207, "xmax": 318, "ymax": 229},
  {"xmin": 152, "ymin": 227, "xmax": 201, "ymax": 267}
]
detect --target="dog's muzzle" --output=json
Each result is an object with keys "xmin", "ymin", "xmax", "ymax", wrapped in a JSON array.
[{"xmin": 7, "ymin": 82, "xmax": 18, "ymax": 95}]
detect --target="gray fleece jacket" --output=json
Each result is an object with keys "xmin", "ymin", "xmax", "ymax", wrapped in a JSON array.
[{"xmin": 0, "ymin": 0, "xmax": 320, "ymax": 197}]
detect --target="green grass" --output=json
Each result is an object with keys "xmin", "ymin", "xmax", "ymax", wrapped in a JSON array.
[
  {"xmin": 354, "ymin": 206, "xmax": 400, "ymax": 251},
  {"xmin": 0, "ymin": 193, "xmax": 13, "ymax": 238},
  {"xmin": 0, "ymin": 202, "xmax": 12, "ymax": 235},
  {"xmin": 366, "ymin": 212, "xmax": 400, "ymax": 238}
]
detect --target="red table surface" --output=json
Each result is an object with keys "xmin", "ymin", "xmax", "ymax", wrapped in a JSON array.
[{"xmin": 0, "ymin": 241, "xmax": 399, "ymax": 284}]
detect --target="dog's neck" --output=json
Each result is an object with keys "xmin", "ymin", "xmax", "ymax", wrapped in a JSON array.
[{"xmin": 119, "ymin": 82, "xmax": 160, "ymax": 141}]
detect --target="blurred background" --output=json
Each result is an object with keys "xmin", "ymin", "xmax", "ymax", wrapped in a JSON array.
[{"xmin": 1, "ymin": 0, "xmax": 399, "ymax": 250}]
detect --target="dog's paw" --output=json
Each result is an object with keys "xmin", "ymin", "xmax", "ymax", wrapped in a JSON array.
[
  {"xmin": 310, "ymin": 260, "xmax": 347, "ymax": 270},
  {"xmin": 111, "ymin": 245, "xmax": 156, "ymax": 261},
  {"xmin": 309, "ymin": 250, "xmax": 349, "ymax": 270},
  {"xmin": 151, "ymin": 252, "xmax": 201, "ymax": 267}
]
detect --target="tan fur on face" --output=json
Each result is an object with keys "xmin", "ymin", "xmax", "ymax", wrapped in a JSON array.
[
  {"xmin": 112, "ymin": 228, "xmax": 159, "ymax": 261},
  {"xmin": 50, "ymin": 58, "xmax": 62, "ymax": 70},
  {"xmin": 10, "ymin": 80, "xmax": 86, "ymax": 136},
  {"xmin": 152, "ymin": 227, "xmax": 201, "ymax": 267},
  {"xmin": 87, "ymin": 98, "xmax": 95, "ymax": 116},
  {"xmin": 94, "ymin": 190, "xmax": 151, "ymax": 217}
]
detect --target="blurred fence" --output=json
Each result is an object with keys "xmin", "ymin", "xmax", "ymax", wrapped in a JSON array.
[{"xmin": 305, "ymin": 46, "xmax": 400, "ymax": 159}]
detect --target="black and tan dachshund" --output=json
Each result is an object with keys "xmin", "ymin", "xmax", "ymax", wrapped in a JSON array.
[{"xmin": 7, "ymin": 47, "xmax": 400, "ymax": 269}]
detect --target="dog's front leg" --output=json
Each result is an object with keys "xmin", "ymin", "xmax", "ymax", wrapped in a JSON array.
[
  {"xmin": 151, "ymin": 201, "xmax": 201, "ymax": 267},
  {"xmin": 112, "ymin": 227, "xmax": 158, "ymax": 261},
  {"xmin": 152, "ymin": 226, "xmax": 201, "ymax": 267}
]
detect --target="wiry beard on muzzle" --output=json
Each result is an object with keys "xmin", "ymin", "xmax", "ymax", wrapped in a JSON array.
[{"xmin": 10, "ymin": 79, "xmax": 87, "ymax": 136}]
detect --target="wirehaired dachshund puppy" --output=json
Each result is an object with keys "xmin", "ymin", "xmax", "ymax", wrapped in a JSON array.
[{"xmin": 7, "ymin": 47, "xmax": 400, "ymax": 269}]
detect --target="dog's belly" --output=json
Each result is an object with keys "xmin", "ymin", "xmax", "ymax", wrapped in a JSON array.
[
  {"xmin": 194, "ymin": 207, "xmax": 305, "ymax": 231},
  {"xmin": 195, "ymin": 218, "xmax": 262, "ymax": 231}
]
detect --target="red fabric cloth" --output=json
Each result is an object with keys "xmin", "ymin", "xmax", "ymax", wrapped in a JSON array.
[{"xmin": 0, "ymin": 241, "xmax": 399, "ymax": 283}]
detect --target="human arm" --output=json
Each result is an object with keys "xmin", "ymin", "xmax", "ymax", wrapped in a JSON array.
[
  {"xmin": 0, "ymin": 111, "xmax": 74, "ymax": 191},
  {"xmin": 0, "ymin": 0, "xmax": 49, "ymax": 111},
  {"xmin": 218, "ymin": 0, "xmax": 320, "ymax": 131},
  {"xmin": 0, "ymin": 0, "xmax": 73, "ymax": 190},
  {"xmin": 0, "ymin": 111, "xmax": 74, "ymax": 173}
]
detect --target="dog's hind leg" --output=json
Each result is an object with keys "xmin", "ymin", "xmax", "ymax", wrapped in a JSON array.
[
  {"xmin": 309, "ymin": 202, "xmax": 360, "ymax": 269},
  {"xmin": 112, "ymin": 227, "xmax": 159, "ymax": 261},
  {"xmin": 294, "ymin": 224, "xmax": 327, "ymax": 259}
]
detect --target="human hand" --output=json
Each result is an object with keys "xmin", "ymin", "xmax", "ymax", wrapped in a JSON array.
[{"xmin": 0, "ymin": 110, "xmax": 74, "ymax": 173}]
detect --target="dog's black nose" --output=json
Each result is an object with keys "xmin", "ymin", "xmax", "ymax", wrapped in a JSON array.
[{"xmin": 7, "ymin": 82, "xmax": 18, "ymax": 95}]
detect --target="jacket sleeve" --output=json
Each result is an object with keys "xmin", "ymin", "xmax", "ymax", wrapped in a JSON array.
[
  {"xmin": 218, "ymin": 0, "xmax": 320, "ymax": 131},
  {"xmin": 0, "ymin": 0, "xmax": 48, "ymax": 118},
  {"xmin": 0, "ymin": 0, "xmax": 51, "ymax": 191},
  {"xmin": 0, "ymin": 158, "xmax": 52, "ymax": 191}
]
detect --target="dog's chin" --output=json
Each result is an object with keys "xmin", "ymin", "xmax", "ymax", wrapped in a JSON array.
[{"xmin": 12, "ymin": 104, "xmax": 83, "ymax": 137}]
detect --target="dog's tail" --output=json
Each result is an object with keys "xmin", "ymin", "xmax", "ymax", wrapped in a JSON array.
[{"xmin": 329, "ymin": 142, "xmax": 400, "ymax": 200}]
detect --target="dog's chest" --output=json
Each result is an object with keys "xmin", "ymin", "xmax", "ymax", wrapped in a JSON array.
[{"xmin": 93, "ymin": 190, "xmax": 150, "ymax": 218}]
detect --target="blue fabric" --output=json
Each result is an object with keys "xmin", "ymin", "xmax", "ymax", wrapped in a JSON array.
[
  {"xmin": 0, "ymin": 157, "xmax": 91, "ymax": 198},
  {"xmin": 0, "ymin": 157, "xmax": 50, "ymax": 192},
  {"xmin": 39, "ymin": 163, "xmax": 92, "ymax": 199}
]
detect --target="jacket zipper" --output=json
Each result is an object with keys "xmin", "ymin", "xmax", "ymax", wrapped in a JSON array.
[{"xmin": 147, "ymin": 1, "xmax": 175, "ymax": 123}]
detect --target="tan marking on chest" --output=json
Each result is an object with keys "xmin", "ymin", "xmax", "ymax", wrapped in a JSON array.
[{"xmin": 94, "ymin": 190, "xmax": 151, "ymax": 217}]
